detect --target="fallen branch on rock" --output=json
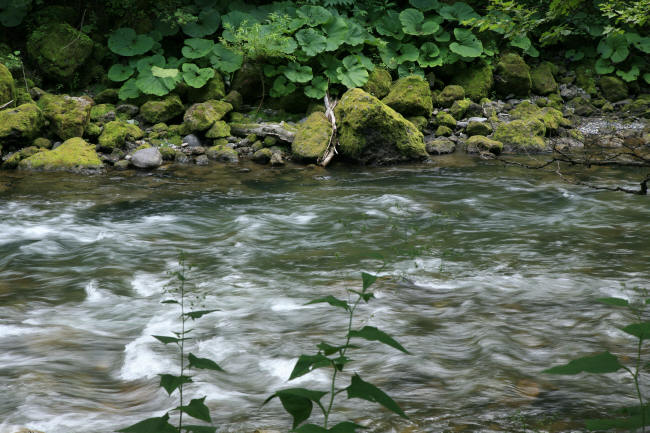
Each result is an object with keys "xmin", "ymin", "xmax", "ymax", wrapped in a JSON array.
[
  {"xmin": 230, "ymin": 122, "xmax": 296, "ymax": 143},
  {"xmin": 319, "ymin": 93, "xmax": 338, "ymax": 167}
]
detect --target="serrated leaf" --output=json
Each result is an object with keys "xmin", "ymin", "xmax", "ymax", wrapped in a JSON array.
[
  {"xmin": 264, "ymin": 388, "xmax": 327, "ymax": 429},
  {"xmin": 622, "ymin": 322, "xmax": 650, "ymax": 340},
  {"xmin": 136, "ymin": 73, "xmax": 175, "ymax": 97},
  {"xmin": 159, "ymin": 374, "xmax": 192, "ymax": 395},
  {"xmin": 188, "ymin": 353, "xmax": 224, "ymax": 372},
  {"xmin": 182, "ymin": 8, "xmax": 220, "ymax": 38},
  {"xmin": 322, "ymin": 17, "xmax": 348, "ymax": 51},
  {"xmin": 284, "ymin": 62, "xmax": 313, "ymax": 83},
  {"xmin": 117, "ymin": 414, "xmax": 178, "ymax": 433},
  {"xmin": 108, "ymin": 64, "xmax": 135, "ymax": 82},
  {"xmin": 399, "ymin": 8, "xmax": 439, "ymax": 36},
  {"xmin": 597, "ymin": 34, "xmax": 629, "ymax": 63},
  {"xmin": 295, "ymin": 28, "xmax": 328, "ymax": 57},
  {"xmin": 397, "ymin": 44, "xmax": 419, "ymax": 64},
  {"xmin": 346, "ymin": 374, "xmax": 408, "ymax": 418},
  {"xmin": 177, "ymin": 397, "xmax": 211, "ymax": 423},
  {"xmin": 375, "ymin": 11, "xmax": 404, "ymax": 40},
  {"xmin": 337, "ymin": 55, "xmax": 369, "ymax": 88},
  {"xmin": 108, "ymin": 28, "xmax": 155, "ymax": 56},
  {"xmin": 361, "ymin": 272, "xmax": 377, "ymax": 291},
  {"xmin": 544, "ymin": 352, "xmax": 624, "ymax": 374},
  {"xmin": 153, "ymin": 335, "xmax": 180, "ymax": 345},
  {"xmin": 182, "ymin": 38, "xmax": 215, "ymax": 59},
  {"xmin": 418, "ymin": 42, "xmax": 441, "ymax": 67},
  {"xmin": 184, "ymin": 309, "xmax": 218, "ymax": 320},
  {"xmin": 306, "ymin": 295, "xmax": 349, "ymax": 311},
  {"xmin": 449, "ymin": 28, "xmax": 483, "ymax": 58},
  {"xmin": 349, "ymin": 326, "xmax": 410, "ymax": 354},
  {"xmin": 290, "ymin": 354, "xmax": 332, "ymax": 380}
]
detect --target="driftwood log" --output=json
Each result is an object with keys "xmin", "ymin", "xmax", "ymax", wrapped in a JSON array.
[
  {"xmin": 318, "ymin": 94, "xmax": 338, "ymax": 167},
  {"xmin": 230, "ymin": 122, "xmax": 296, "ymax": 143}
]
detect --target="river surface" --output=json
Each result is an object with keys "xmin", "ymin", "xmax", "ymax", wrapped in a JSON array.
[{"xmin": 0, "ymin": 158, "xmax": 648, "ymax": 433}]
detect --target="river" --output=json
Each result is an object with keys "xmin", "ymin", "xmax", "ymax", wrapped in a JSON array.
[{"xmin": 1, "ymin": 157, "xmax": 648, "ymax": 433}]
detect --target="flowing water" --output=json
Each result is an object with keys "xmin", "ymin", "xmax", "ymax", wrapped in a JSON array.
[{"xmin": 0, "ymin": 157, "xmax": 648, "ymax": 433}]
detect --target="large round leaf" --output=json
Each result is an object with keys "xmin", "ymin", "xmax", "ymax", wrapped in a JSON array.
[
  {"xmin": 296, "ymin": 28, "xmax": 327, "ymax": 57},
  {"xmin": 438, "ymin": 2, "xmax": 479, "ymax": 22},
  {"xmin": 182, "ymin": 63, "xmax": 216, "ymax": 88},
  {"xmin": 418, "ymin": 42, "xmax": 442, "ymax": 67},
  {"xmin": 182, "ymin": 8, "xmax": 220, "ymax": 38},
  {"xmin": 399, "ymin": 8, "xmax": 440, "ymax": 36},
  {"xmin": 108, "ymin": 64, "xmax": 135, "ymax": 82},
  {"xmin": 270, "ymin": 76, "xmax": 297, "ymax": 98},
  {"xmin": 323, "ymin": 16, "xmax": 348, "ymax": 51},
  {"xmin": 594, "ymin": 58, "xmax": 615, "ymax": 74},
  {"xmin": 304, "ymin": 76, "xmax": 329, "ymax": 99},
  {"xmin": 296, "ymin": 5, "xmax": 332, "ymax": 26},
  {"xmin": 118, "ymin": 78, "xmax": 140, "ymax": 100},
  {"xmin": 510, "ymin": 35, "xmax": 531, "ymax": 51},
  {"xmin": 597, "ymin": 34, "xmax": 629, "ymax": 64},
  {"xmin": 136, "ymin": 71, "xmax": 179, "ymax": 96},
  {"xmin": 336, "ymin": 55, "xmax": 369, "ymax": 89},
  {"xmin": 319, "ymin": 54, "xmax": 342, "ymax": 84},
  {"xmin": 379, "ymin": 41, "xmax": 401, "ymax": 69},
  {"xmin": 345, "ymin": 21, "xmax": 368, "ymax": 46},
  {"xmin": 449, "ymin": 28, "xmax": 483, "ymax": 58},
  {"xmin": 397, "ymin": 43, "xmax": 419, "ymax": 64},
  {"xmin": 210, "ymin": 44, "xmax": 243, "ymax": 74},
  {"xmin": 136, "ymin": 55, "xmax": 166, "ymax": 74},
  {"xmin": 408, "ymin": 0, "xmax": 440, "ymax": 11},
  {"xmin": 108, "ymin": 28, "xmax": 155, "ymax": 56},
  {"xmin": 182, "ymin": 38, "xmax": 215, "ymax": 59},
  {"xmin": 616, "ymin": 65, "xmax": 640, "ymax": 82},
  {"xmin": 283, "ymin": 62, "xmax": 313, "ymax": 83},
  {"xmin": 151, "ymin": 66, "xmax": 180, "ymax": 79},
  {"xmin": 375, "ymin": 11, "xmax": 404, "ymax": 40}
]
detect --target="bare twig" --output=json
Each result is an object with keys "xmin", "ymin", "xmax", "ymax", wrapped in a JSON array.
[
  {"xmin": 61, "ymin": 9, "xmax": 87, "ymax": 51},
  {"xmin": 318, "ymin": 93, "xmax": 338, "ymax": 167},
  {"xmin": 0, "ymin": 100, "xmax": 14, "ymax": 110}
]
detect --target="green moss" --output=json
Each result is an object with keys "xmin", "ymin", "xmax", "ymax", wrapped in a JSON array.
[
  {"xmin": 158, "ymin": 145, "xmax": 177, "ymax": 161},
  {"xmin": 0, "ymin": 103, "xmax": 45, "ymax": 146},
  {"xmin": 0, "ymin": 63, "xmax": 15, "ymax": 107},
  {"xmin": 510, "ymin": 100, "xmax": 569, "ymax": 132},
  {"xmin": 453, "ymin": 60, "xmax": 493, "ymax": 101},
  {"xmin": 531, "ymin": 62, "xmax": 557, "ymax": 95},
  {"xmin": 206, "ymin": 144, "xmax": 239, "ymax": 162},
  {"xmin": 246, "ymin": 133, "xmax": 258, "ymax": 142},
  {"xmin": 569, "ymin": 129, "xmax": 585, "ymax": 142},
  {"xmin": 26, "ymin": 23, "xmax": 93, "ymax": 80},
  {"xmin": 187, "ymin": 73, "xmax": 226, "ymax": 103},
  {"xmin": 495, "ymin": 53, "xmax": 531, "ymax": 97},
  {"xmin": 625, "ymin": 94, "xmax": 650, "ymax": 118},
  {"xmin": 547, "ymin": 93, "xmax": 563, "ymax": 110},
  {"xmin": 407, "ymin": 116, "xmax": 428, "ymax": 131},
  {"xmin": 435, "ymin": 125, "xmax": 452, "ymax": 137},
  {"xmin": 599, "ymin": 76, "xmax": 628, "ymax": 102},
  {"xmin": 382, "ymin": 75, "xmax": 433, "ymax": 117},
  {"xmin": 363, "ymin": 67, "xmax": 392, "ymax": 99},
  {"xmin": 19, "ymin": 137, "xmax": 103, "ymax": 171},
  {"xmin": 223, "ymin": 90, "xmax": 243, "ymax": 111},
  {"xmin": 94, "ymin": 88, "xmax": 119, "ymax": 105},
  {"xmin": 335, "ymin": 88, "xmax": 426, "ymax": 164},
  {"xmin": 467, "ymin": 135, "xmax": 503, "ymax": 154},
  {"xmin": 85, "ymin": 123, "xmax": 102, "ymax": 139},
  {"xmin": 435, "ymin": 111, "xmax": 456, "ymax": 128},
  {"xmin": 575, "ymin": 66, "xmax": 597, "ymax": 96},
  {"xmin": 98, "ymin": 120, "xmax": 144, "ymax": 151},
  {"xmin": 205, "ymin": 120, "xmax": 231, "ymax": 139},
  {"xmin": 437, "ymin": 85, "xmax": 465, "ymax": 108},
  {"xmin": 450, "ymin": 98, "xmax": 471, "ymax": 120},
  {"xmin": 38, "ymin": 93, "xmax": 92, "ymax": 140},
  {"xmin": 493, "ymin": 119, "xmax": 547, "ymax": 152},
  {"xmin": 568, "ymin": 96, "xmax": 596, "ymax": 116},
  {"xmin": 140, "ymin": 95, "xmax": 184, "ymax": 124},
  {"xmin": 229, "ymin": 112, "xmax": 246, "ymax": 123},
  {"xmin": 252, "ymin": 147, "xmax": 273, "ymax": 164},
  {"xmin": 183, "ymin": 100, "xmax": 233, "ymax": 132},
  {"xmin": 33, "ymin": 137, "xmax": 52, "ymax": 149},
  {"xmin": 134, "ymin": 143, "xmax": 151, "ymax": 152},
  {"xmin": 2, "ymin": 146, "xmax": 44, "ymax": 169},
  {"xmin": 466, "ymin": 121, "xmax": 492, "ymax": 136},
  {"xmin": 292, "ymin": 112, "xmax": 332, "ymax": 162},
  {"xmin": 90, "ymin": 104, "xmax": 115, "ymax": 123},
  {"xmin": 263, "ymin": 136, "xmax": 278, "ymax": 147}
]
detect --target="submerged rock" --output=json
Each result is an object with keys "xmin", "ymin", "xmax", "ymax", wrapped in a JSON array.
[
  {"xmin": 335, "ymin": 88, "xmax": 427, "ymax": 164},
  {"xmin": 291, "ymin": 112, "xmax": 332, "ymax": 162},
  {"xmin": 131, "ymin": 147, "xmax": 162, "ymax": 169},
  {"xmin": 382, "ymin": 75, "xmax": 433, "ymax": 117},
  {"xmin": 38, "ymin": 93, "xmax": 93, "ymax": 140},
  {"xmin": 18, "ymin": 137, "xmax": 103, "ymax": 172}
]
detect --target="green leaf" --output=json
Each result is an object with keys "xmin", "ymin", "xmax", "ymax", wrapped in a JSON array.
[
  {"xmin": 337, "ymin": 55, "xmax": 369, "ymax": 89},
  {"xmin": 182, "ymin": 63, "xmax": 215, "ymax": 88},
  {"xmin": 616, "ymin": 65, "xmax": 640, "ymax": 82},
  {"xmin": 108, "ymin": 64, "xmax": 135, "ymax": 82},
  {"xmin": 183, "ymin": 426, "xmax": 217, "ymax": 433},
  {"xmin": 397, "ymin": 44, "xmax": 419, "ymax": 64},
  {"xmin": 188, "ymin": 353, "xmax": 224, "ymax": 372},
  {"xmin": 434, "ymin": 30, "xmax": 450, "ymax": 42},
  {"xmin": 585, "ymin": 406, "xmax": 650, "ymax": 431},
  {"xmin": 136, "ymin": 55, "xmax": 165, "ymax": 74},
  {"xmin": 349, "ymin": 326, "xmax": 410, "ymax": 354},
  {"xmin": 449, "ymin": 28, "xmax": 483, "ymax": 58},
  {"xmin": 644, "ymin": 73, "xmax": 650, "ymax": 85},
  {"xmin": 565, "ymin": 49, "xmax": 584, "ymax": 61},
  {"xmin": 597, "ymin": 34, "xmax": 629, "ymax": 64},
  {"xmin": 375, "ymin": 11, "xmax": 404, "ymax": 40},
  {"xmin": 270, "ymin": 76, "xmax": 297, "ymax": 98},
  {"xmin": 622, "ymin": 322, "xmax": 650, "ymax": 340},
  {"xmin": 135, "ymin": 73, "xmax": 175, "ymax": 97},
  {"xmin": 210, "ymin": 44, "xmax": 243, "ymax": 74},
  {"xmin": 417, "ymin": 42, "xmax": 441, "ymax": 67},
  {"xmin": 399, "ymin": 8, "xmax": 440, "ymax": 36},
  {"xmin": 544, "ymin": 352, "xmax": 624, "ymax": 375},
  {"xmin": 117, "ymin": 414, "xmax": 178, "ymax": 433},
  {"xmin": 596, "ymin": 297, "xmax": 629, "ymax": 307},
  {"xmin": 594, "ymin": 58, "xmax": 615, "ymax": 74},
  {"xmin": 182, "ymin": 8, "xmax": 220, "ymax": 38},
  {"xmin": 345, "ymin": 21, "xmax": 368, "ymax": 46},
  {"xmin": 306, "ymin": 295, "xmax": 349, "ymax": 311},
  {"xmin": 408, "ymin": 0, "xmax": 440, "ymax": 11},
  {"xmin": 524, "ymin": 45, "xmax": 539, "ymax": 58},
  {"xmin": 151, "ymin": 66, "xmax": 180, "ymax": 79},
  {"xmin": 297, "ymin": 5, "xmax": 333, "ymax": 26},
  {"xmin": 295, "ymin": 28, "xmax": 328, "ymax": 57},
  {"xmin": 264, "ymin": 388, "xmax": 327, "ymax": 429},
  {"xmin": 631, "ymin": 36, "xmax": 650, "ymax": 54},
  {"xmin": 304, "ymin": 76, "xmax": 329, "ymax": 99},
  {"xmin": 346, "ymin": 374, "xmax": 408, "ymax": 418},
  {"xmin": 159, "ymin": 374, "xmax": 192, "ymax": 395},
  {"xmin": 284, "ymin": 62, "xmax": 313, "ymax": 83},
  {"xmin": 177, "ymin": 397, "xmax": 211, "ymax": 423},
  {"xmin": 317, "ymin": 341, "xmax": 358, "ymax": 355},
  {"xmin": 510, "ymin": 35, "xmax": 531, "ymax": 51},
  {"xmin": 322, "ymin": 17, "xmax": 348, "ymax": 51},
  {"xmin": 438, "ymin": 2, "xmax": 479, "ymax": 22},
  {"xmin": 184, "ymin": 309, "xmax": 218, "ymax": 320},
  {"xmin": 290, "ymin": 354, "xmax": 332, "ymax": 380},
  {"xmin": 119, "ymin": 78, "xmax": 140, "ymax": 100},
  {"xmin": 350, "ymin": 290, "xmax": 374, "ymax": 303},
  {"xmin": 152, "ymin": 335, "xmax": 180, "ymax": 345},
  {"xmin": 182, "ymin": 38, "xmax": 215, "ymax": 59},
  {"xmin": 361, "ymin": 272, "xmax": 377, "ymax": 291},
  {"xmin": 108, "ymin": 28, "xmax": 155, "ymax": 56}
]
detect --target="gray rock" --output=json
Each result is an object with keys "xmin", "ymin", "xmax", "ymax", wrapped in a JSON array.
[
  {"xmin": 467, "ymin": 117, "xmax": 487, "ymax": 123},
  {"xmin": 182, "ymin": 134, "xmax": 202, "ymax": 147},
  {"xmin": 270, "ymin": 152, "xmax": 285, "ymax": 166},
  {"xmin": 131, "ymin": 147, "xmax": 162, "ymax": 168},
  {"xmin": 425, "ymin": 137, "xmax": 456, "ymax": 155},
  {"xmin": 116, "ymin": 104, "xmax": 139, "ymax": 118},
  {"xmin": 52, "ymin": 141, "xmax": 62, "ymax": 150},
  {"xmin": 195, "ymin": 154, "xmax": 209, "ymax": 165},
  {"xmin": 560, "ymin": 84, "xmax": 578, "ymax": 100}
]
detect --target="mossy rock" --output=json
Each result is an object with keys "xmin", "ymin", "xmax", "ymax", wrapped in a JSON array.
[
  {"xmin": 33, "ymin": 137, "xmax": 52, "ymax": 148},
  {"xmin": 531, "ymin": 62, "xmax": 558, "ymax": 95},
  {"xmin": 437, "ymin": 85, "xmax": 465, "ymax": 108},
  {"xmin": 466, "ymin": 135, "xmax": 503, "ymax": 154},
  {"xmin": 425, "ymin": 137, "xmax": 455, "ymax": 155},
  {"xmin": 19, "ymin": 137, "xmax": 103, "ymax": 172},
  {"xmin": 98, "ymin": 120, "xmax": 144, "ymax": 151},
  {"xmin": 568, "ymin": 97, "xmax": 596, "ymax": 117},
  {"xmin": 599, "ymin": 76, "xmax": 628, "ymax": 102},
  {"xmin": 465, "ymin": 120, "xmax": 493, "ymax": 136},
  {"xmin": 2, "ymin": 146, "xmax": 45, "ymax": 169},
  {"xmin": 382, "ymin": 75, "xmax": 433, "ymax": 117},
  {"xmin": 435, "ymin": 125, "xmax": 452, "ymax": 137},
  {"xmin": 435, "ymin": 111, "xmax": 456, "ymax": 128},
  {"xmin": 0, "ymin": 63, "xmax": 15, "ymax": 107},
  {"xmin": 624, "ymin": 94, "xmax": 650, "ymax": 118},
  {"xmin": 363, "ymin": 67, "xmax": 392, "ymax": 99},
  {"xmin": 547, "ymin": 93, "xmax": 563, "ymax": 110},
  {"xmin": 224, "ymin": 90, "xmax": 243, "ymax": 111},
  {"xmin": 407, "ymin": 116, "xmax": 428, "ymax": 131},
  {"xmin": 252, "ymin": 147, "xmax": 273, "ymax": 164},
  {"xmin": 0, "ymin": 103, "xmax": 45, "ymax": 147},
  {"xmin": 94, "ymin": 88, "xmax": 119, "ymax": 105},
  {"xmin": 140, "ymin": 95, "xmax": 184, "ymax": 124},
  {"xmin": 452, "ymin": 60, "xmax": 493, "ymax": 101},
  {"xmin": 231, "ymin": 62, "xmax": 268, "ymax": 103},
  {"xmin": 38, "ymin": 93, "xmax": 93, "ymax": 140},
  {"xmin": 90, "ymin": 103, "xmax": 116, "ymax": 124},
  {"xmin": 26, "ymin": 23, "xmax": 93, "ymax": 80},
  {"xmin": 575, "ymin": 66, "xmax": 597, "ymax": 96},
  {"xmin": 495, "ymin": 53, "xmax": 531, "ymax": 97},
  {"xmin": 183, "ymin": 100, "xmax": 233, "ymax": 132},
  {"xmin": 450, "ymin": 99, "xmax": 471, "ymax": 120},
  {"xmin": 264, "ymin": 136, "xmax": 278, "ymax": 147},
  {"xmin": 292, "ymin": 112, "xmax": 332, "ymax": 162},
  {"xmin": 493, "ymin": 119, "xmax": 547, "ymax": 152},
  {"xmin": 85, "ymin": 122, "xmax": 102, "ymax": 139},
  {"xmin": 509, "ymin": 100, "xmax": 570, "ymax": 132},
  {"xmin": 335, "ymin": 88, "xmax": 426, "ymax": 164},
  {"xmin": 205, "ymin": 120, "xmax": 231, "ymax": 139},
  {"xmin": 206, "ymin": 144, "xmax": 239, "ymax": 162},
  {"xmin": 187, "ymin": 73, "xmax": 226, "ymax": 103}
]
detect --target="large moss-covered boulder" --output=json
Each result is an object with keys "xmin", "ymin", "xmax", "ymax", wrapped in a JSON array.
[
  {"xmin": 38, "ymin": 93, "xmax": 93, "ymax": 140},
  {"xmin": 187, "ymin": 73, "xmax": 226, "ymax": 103},
  {"xmin": 97, "ymin": 120, "xmax": 144, "ymax": 151},
  {"xmin": 140, "ymin": 95, "xmax": 184, "ymax": 124},
  {"xmin": 90, "ymin": 103, "xmax": 116, "ymax": 124},
  {"xmin": 0, "ymin": 63, "xmax": 14, "ymax": 107},
  {"xmin": 0, "ymin": 103, "xmax": 45, "ymax": 148},
  {"xmin": 531, "ymin": 62, "xmax": 557, "ymax": 95},
  {"xmin": 363, "ymin": 67, "xmax": 392, "ymax": 99},
  {"xmin": 599, "ymin": 76, "xmax": 628, "ymax": 102},
  {"xmin": 437, "ymin": 85, "xmax": 465, "ymax": 108},
  {"xmin": 292, "ymin": 112, "xmax": 332, "ymax": 162},
  {"xmin": 335, "ymin": 88, "xmax": 427, "ymax": 164},
  {"xmin": 18, "ymin": 137, "xmax": 103, "ymax": 172},
  {"xmin": 26, "ymin": 23, "xmax": 93, "ymax": 80},
  {"xmin": 495, "ymin": 53, "xmax": 531, "ymax": 97},
  {"xmin": 493, "ymin": 118, "xmax": 547, "ymax": 152},
  {"xmin": 509, "ymin": 100, "xmax": 570, "ymax": 132},
  {"xmin": 183, "ymin": 100, "xmax": 233, "ymax": 132},
  {"xmin": 382, "ymin": 75, "xmax": 433, "ymax": 117},
  {"xmin": 466, "ymin": 135, "xmax": 503, "ymax": 154},
  {"xmin": 452, "ymin": 60, "xmax": 493, "ymax": 101}
]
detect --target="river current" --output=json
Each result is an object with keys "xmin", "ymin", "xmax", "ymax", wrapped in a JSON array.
[{"xmin": 0, "ymin": 158, "xmax": 648, "ymax": 433}]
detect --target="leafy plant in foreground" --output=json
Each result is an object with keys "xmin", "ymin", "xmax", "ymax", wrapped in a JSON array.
[
  {"xmin": 265, "ymin": 272, "xmax": 410, "ymax": 432},
  {"xmin": 544, "ymin": 287, "xmax": 650, "ymax": 431},
  {"xmin": 118, "ymin": 252, "xmax": 222, "ymax": 433}
]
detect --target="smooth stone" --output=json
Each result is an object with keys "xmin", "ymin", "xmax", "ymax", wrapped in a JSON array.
[{"xmin": 131, "ymin": 147, "xmax": 162, "ymax": 169}]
